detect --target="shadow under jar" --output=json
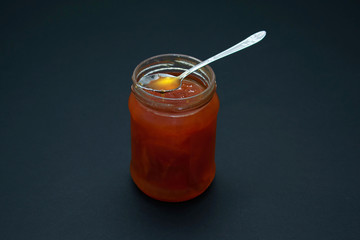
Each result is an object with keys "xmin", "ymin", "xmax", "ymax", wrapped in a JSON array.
[{"xmin": 129, "ymin": 54, "xmax": 220, "ymax": 202}]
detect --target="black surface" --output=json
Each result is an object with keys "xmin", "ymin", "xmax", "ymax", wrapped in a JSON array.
[{"xmin": 1, "ymin": 0, "xmax": 360, "ymax": 239}]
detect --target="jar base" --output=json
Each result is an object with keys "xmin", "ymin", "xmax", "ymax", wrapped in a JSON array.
[{"xmin": 130, "ymin": 169, "xmax": 215, "ymax": 202}]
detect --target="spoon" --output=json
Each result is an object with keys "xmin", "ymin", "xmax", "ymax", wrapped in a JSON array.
[{"xmin": 137, "ymin": 30, "xmax": 266, "ymax": 92}]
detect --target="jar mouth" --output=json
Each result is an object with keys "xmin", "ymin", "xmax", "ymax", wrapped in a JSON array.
[
  {"xmin": 131, "ymin": 53, "xmax": 216, "ymax": 101},
  {"xmin": 131, "ymin": 54, "xmax": 216, "ymax": 112}
]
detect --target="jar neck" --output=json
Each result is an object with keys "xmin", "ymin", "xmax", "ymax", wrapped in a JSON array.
[{"xmin": 131, "ymin": 54, "xmax": 216, "ymax": 112}]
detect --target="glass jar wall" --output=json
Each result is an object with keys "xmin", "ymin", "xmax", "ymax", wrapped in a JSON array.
[{"xmin": 129, "ymin": 54, "xmax": 219, "ymax": 202}]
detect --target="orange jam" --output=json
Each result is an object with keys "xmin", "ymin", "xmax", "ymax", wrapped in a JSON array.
[{"xmin": 129, "ymin": 55, "xmax": 219, "ymax": 202}]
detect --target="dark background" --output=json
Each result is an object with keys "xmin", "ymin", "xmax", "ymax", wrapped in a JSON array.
[{"xmin": 1, "ymin": 0, "xmax": 359, "ymax": 239}]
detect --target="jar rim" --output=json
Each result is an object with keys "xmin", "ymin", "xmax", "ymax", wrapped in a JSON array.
[
  {"xmin": 131, "ymin": 54, "xmax": 216, "ymax": 112},
  {"xmin": 131, "ymin": 53, "xmax": 216, "ymax": 101}
]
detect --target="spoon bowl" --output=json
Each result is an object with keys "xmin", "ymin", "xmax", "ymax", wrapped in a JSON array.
[{"xmin": 136, "ymin": 73, "xmax": 181, "ymax": 91}]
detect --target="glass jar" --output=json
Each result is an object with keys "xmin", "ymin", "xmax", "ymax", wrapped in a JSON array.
[{"xmin": 129, "ymin": 54, "xmax": 219, "ymax": 202}]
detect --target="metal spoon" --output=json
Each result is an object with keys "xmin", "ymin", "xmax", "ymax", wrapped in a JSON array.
[{"xmin": 137, "ymin": 30, "xmax": 266, "ymax": 92}]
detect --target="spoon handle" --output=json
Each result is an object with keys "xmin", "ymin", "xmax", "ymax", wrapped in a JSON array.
[{"xmin": 178, "ymin": 31, "xmax": 266, "ymax": 79}]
